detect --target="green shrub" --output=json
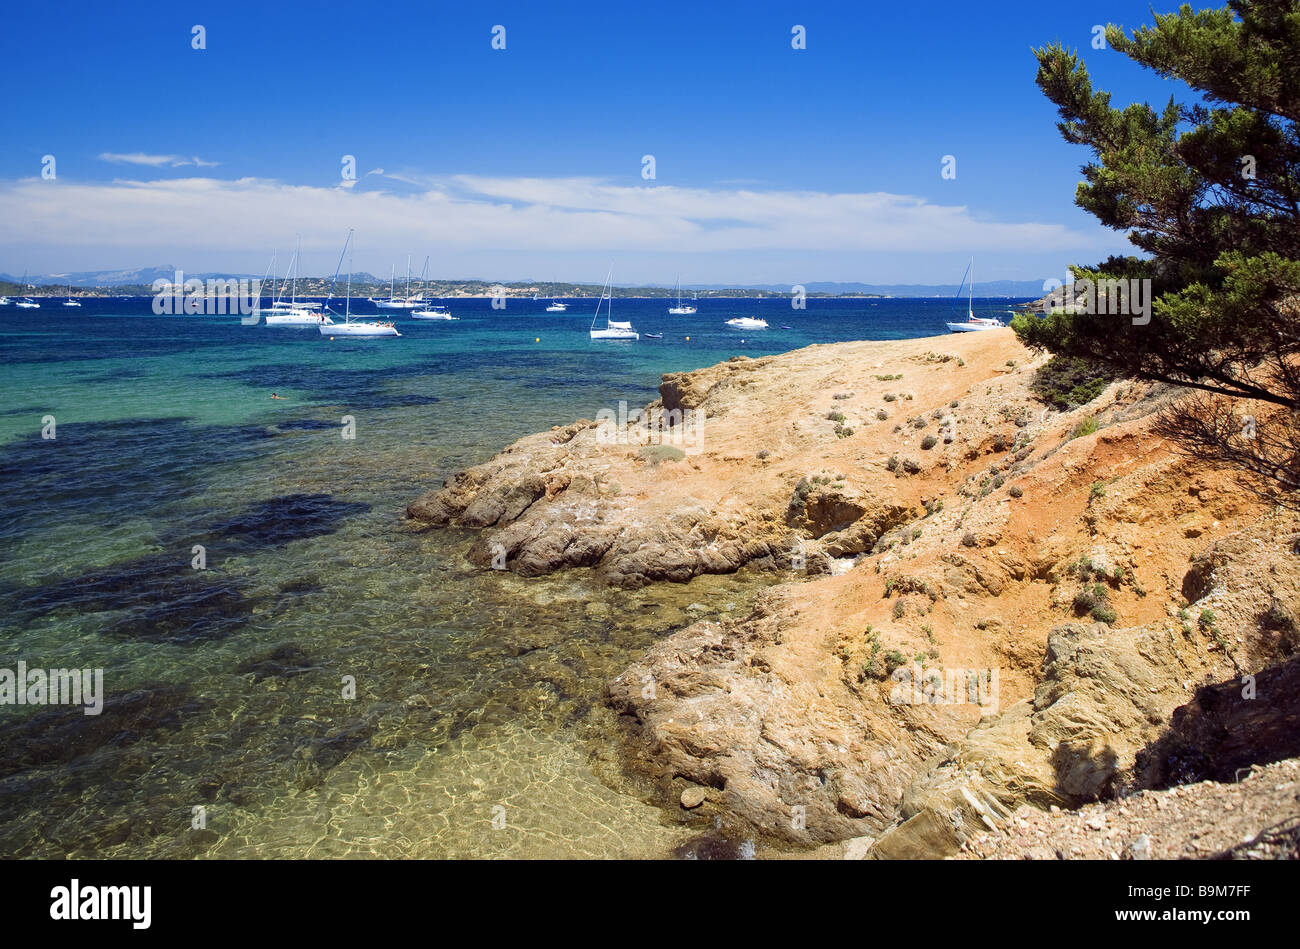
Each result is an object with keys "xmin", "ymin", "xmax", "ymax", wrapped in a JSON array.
[
  {"xmin": 1008, "ymin": 484, "xmax": 1024, "ymax": 498},
  {"xmin": 1030, "ymin": 355, "xmax": 1117, "ymax": 410},
  {"xmin": 1072, "ymin": 590, "xmax": 1100, "ymax": 615},
  {"xmin": 921, "ymin": 435, "xmax": 938, "ymax": 450},
  {"xmin": 1071, "ymin": 416, "xmax": 1100, "ymax": 439},
  {"xmin": 1091, "ymin": 603, "xmax": 1118, "ymax": 624},
  {"xmin": 638, "ymin": 445, "xmax": 685, "ymax": 465}
]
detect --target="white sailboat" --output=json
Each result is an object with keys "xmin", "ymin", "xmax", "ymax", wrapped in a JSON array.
[
  {"xmin": 14, "ymin": 274, "xmax": 39, "ymax": 308},
  {"xmin": 319, "ymin": 231, "xmax": 400, "ymax": 337},
  {"xmin": 589, "ymin": 268, "xmax": 637, "ymax": 339},
  {"xmin": 371, "ymin": 258, "xmax": 419, "ymax": 309},
  {"xmin": 412, "ymin": 255, "xmax": 456, "ymax": 319},
  {"xmin": 945, "ymin": 258, "xmax": 1005, "ymax": 332},
  {"xmin": 667, "ymin": 276, "xmax": 696, "ymax": 314},
  {"xmin": 265, "ymin": 239, "xmax": 330, "ymax": 325},
  {"xmin": 62, "ymin": 284, "xmax": 81, "ymax": 307}
]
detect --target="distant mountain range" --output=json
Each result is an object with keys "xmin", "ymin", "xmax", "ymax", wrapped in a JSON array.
[
  {"xmin": 679, "ymin": 280, "xmax": 1049, "ymax": 297},
  {"xmin": 0, "ymin": 267, "xmax": 384, "ymax": 289},
  {"xmin": 1, "ymin": 268, "xmax": 1047, "ymax": 298}
]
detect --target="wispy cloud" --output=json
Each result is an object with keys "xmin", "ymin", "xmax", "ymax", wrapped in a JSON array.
[
  {"xmin": 98, "ymin": 152, "xmax": 220, "ymax": 168},
  {"xmin": 0, "ymin": 172, "xmax": 1129, "ymax": 280}
]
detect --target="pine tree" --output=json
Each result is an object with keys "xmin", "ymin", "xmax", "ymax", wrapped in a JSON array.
[{"xmin": 1016, "ymin": 0, "xmax": 1300, "ymax": 498}]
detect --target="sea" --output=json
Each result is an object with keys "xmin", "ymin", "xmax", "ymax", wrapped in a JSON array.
[{"xmin": 0, "ymin": 294, "xmax": 1028, "ymax": 858}]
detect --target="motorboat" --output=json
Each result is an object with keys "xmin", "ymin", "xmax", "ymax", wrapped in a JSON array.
[{"xmin": 412, "ymin": 305, "xmax": 457, "ymax": 320}]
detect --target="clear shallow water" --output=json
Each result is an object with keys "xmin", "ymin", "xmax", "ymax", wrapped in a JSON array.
[{"xmin": 0, "ymin": 294, "xmax": 1026, "ymax": 858}]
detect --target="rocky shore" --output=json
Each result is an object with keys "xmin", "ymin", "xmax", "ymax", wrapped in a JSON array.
[{"xmin": 408, "ymin": 331, "xmax": 1300, "ymax": 858}]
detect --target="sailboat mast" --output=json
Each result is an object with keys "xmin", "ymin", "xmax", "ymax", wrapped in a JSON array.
[
  {"xmin": 258, "ymin": 252, "xmax": 276, "ymax": 310},
  {"xmin": 292, "ymin": 236, "xmax": 300, "ymax": 304},
  {"xmin": 322, "ymin": 227, "xmax": 352, "ymax": 312},
  {"xmin": 275, "ymin": 247, "xmax": 295, "ymax": 304},
  {"xmin": 969, "ymin": 256, "xmax": 974, "ymax": 319}
]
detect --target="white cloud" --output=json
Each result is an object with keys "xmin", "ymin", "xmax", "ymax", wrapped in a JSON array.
[
  {"xmin": 97, "ymin": 152, "xmax": 220, "ymax": 168},
  {"xmin": 0, "ymin": 172, "xmax": 1129, "ymax": 281},
  {"xmin": 98, "ymin": 152, "xmax": 181, "ymax": 167}
]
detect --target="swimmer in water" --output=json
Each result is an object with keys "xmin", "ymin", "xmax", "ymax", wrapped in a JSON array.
[{"xmin": 271, "ymin": 393, "xmax": 285, "ymax": 400}]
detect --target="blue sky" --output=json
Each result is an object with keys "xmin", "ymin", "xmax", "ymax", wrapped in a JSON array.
[{"xmin": 0, "ymin": 0, "xmax": 1199, "ymax": 285}]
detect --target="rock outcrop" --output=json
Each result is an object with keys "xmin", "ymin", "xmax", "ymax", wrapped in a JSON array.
[{"xmin": 410, "ymin": 329, "xmax": 1300, "ymax": 856}]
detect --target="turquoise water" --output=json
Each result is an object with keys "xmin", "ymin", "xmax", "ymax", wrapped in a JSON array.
[{"xmin": 0, "ymin": 295, "xmax": 1025, "ymax": 858}]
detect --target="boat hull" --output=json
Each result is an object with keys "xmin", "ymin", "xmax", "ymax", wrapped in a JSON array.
[
  {"xmin": 590, "ymin": 329, "xmax": 638, "ymax": 340},
  {"xmin": 725, "ymin": 319, "xmax": 767, "ymax": 329},
  {"xmin": 945, "ymin": 322, "xmax": 1003, "ymax": 332},
  {"xmin": 667, "ymin": 306, "xmax": 696, "ymax": 315},
  {"xmin": 265, "ymin": 312, "xmax": 330, "ymax": 326},
  {"xmin": 321, "ymin": 322, "xmax": 400, "ymax": 337}
]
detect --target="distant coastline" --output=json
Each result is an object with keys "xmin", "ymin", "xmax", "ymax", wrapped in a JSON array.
[{"xmin": 0, "ymin": 269, "xmax": 1050, "ymax": 300}]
